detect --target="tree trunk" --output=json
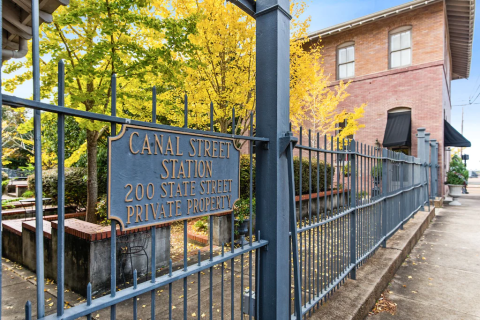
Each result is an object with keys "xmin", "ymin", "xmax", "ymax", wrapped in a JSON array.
[{"xmin": 86, "ymin": 129, "xmax": 98, "ymax": 223}]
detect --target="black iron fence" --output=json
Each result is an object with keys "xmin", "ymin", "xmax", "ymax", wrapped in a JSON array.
[
  {"xmin": 2, "ymin": 61, "xmax": 266, "ymax": 319},
  {"xmin": 286, "ymin": 127, "xmax": 437, "ymax": 319},
  {"xmin": 0, "ymin": 0, "xmax": 441, "ymax": 318}
]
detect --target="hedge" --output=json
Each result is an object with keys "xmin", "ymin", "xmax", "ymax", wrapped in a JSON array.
[
  {"xmin": 28, "ymin": 167, "xmax": 87, "ymax": 208},
  {"xmin": 239, "ymin": 155, "xmax": 334, "ymax": 199}
]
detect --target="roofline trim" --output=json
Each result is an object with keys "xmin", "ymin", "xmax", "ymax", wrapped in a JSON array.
[{"xmin": 308, "ymin": 0, "xmax": 442, "ymax": 40}]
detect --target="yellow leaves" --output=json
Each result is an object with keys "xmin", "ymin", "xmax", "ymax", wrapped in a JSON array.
[
  {"xmin": 158, "ymin": 0, "xmax": 256, "ymax": 133},
  {"xmin": 65, "ymin": 142, "xmax": 87, "ymax": 167},
  {"xmin": 288, "ymin": 2, "xmax": 366, "ymax": 140}
]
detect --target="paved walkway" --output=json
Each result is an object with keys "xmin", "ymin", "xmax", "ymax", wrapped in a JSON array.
[{"xmin": 370, "ymin": 185, "xmax": 480, "ymax": 319}]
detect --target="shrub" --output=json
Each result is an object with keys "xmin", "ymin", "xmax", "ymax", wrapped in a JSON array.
[
  {"xmin": 193, "ymin": 217, "xmax": 209, "ymax": 233},
  {"xmin": 343, "ymin": 163, "xmax": 351, "ymax": 177},
  {"xmin": 28, "ymin": 167, "xmax": 87, "ymax": 208},
  {"xmin": 239, "ymin": 155, "xmax": 334, "ymax": 199},
  {"xmin": 446, "ymin": 170, "xmax": 465, "ymax": 185},
  {"xmin": 447, "ymin": 155, "xmax": 468, "ymax": 185},
  {"xmin": 293, "ymin": 157, "xmax": 334, "ymax": 196},
  {"xmin": 240, "ymin": 155, "xmax": 255, "ymax": 199},
  {"xmin": 21, "ymin": 190, "xmax": 34, "ymax": 198},
  {"xmin": 234, "ymin": 197, "xmax": 256, "ymax": 223},
  {"xmin": 2, "ymin": 171, "xmax": 8, "ymax": 181},
  {"xmin": 96, "ymin": 194, "xmax": 109, "ymax": 226},
  {"xmin": 449, "ymin": 155, "xmax": 468, "ymax": 181},
  {"xmin": 371, "ymin": 163, "xmax": 382, "ymax": 179},
  {"xmin": 1, "ymin": 180, "xmax": 8, "ymax": 194}
]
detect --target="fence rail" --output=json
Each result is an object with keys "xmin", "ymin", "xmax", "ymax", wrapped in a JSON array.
[{"xmin": 287, "ymin": 127, "xmax": 436, "ymax": 319}]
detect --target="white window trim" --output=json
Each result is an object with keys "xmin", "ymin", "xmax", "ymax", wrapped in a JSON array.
[
  {"xmin": 337, "ymin": 41, "xmax": 355, "ymax": 80},
  {"xmin": 389, "ymin": 26, "xmax": 412, "ymax": 69}
]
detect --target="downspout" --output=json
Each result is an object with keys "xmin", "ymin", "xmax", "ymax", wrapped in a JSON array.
[{"xmin": 2, "ymin": 37, "xmax": 28, "ymax": 63}]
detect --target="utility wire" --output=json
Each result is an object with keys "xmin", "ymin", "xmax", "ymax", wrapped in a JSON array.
[
  {"xmin": 469, "ymin": 74, "xmax": 480, "ymax": 100},
  {"xmin": 453, "ymin": 102, "xmax": 480, "ymax": 107},
  {"xmin": 469, "ymin": 91, "xmax": 480, "ymax": 105}
]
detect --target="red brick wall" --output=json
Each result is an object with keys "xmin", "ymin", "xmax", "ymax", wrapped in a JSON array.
[
  {"xmin": 317, "ymin": 2, "xmax": 445, "ymax": 80},
  {"xmin": 305, "ymin": 2, "xmax": 450, "ymax": 195}
]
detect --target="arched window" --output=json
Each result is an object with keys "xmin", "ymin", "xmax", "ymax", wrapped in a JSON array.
[
  {"xmin": 389, "ymin": 26, "xmax": 412, "ymax": 69},
  {"xmin": 337, "ymin": 41, "xmax": 355, "ymax": 80},
  {"xmin": 388, "ymin": 106, "xmax": 411, "ymax": 113}
]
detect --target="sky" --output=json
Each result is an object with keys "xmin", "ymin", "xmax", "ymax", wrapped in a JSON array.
[
  {"xmin": 303, "ymin": 0, "xmax": 480, "ymax": 170},
  {"xmin": 3, "ymin": 0, "xmax": 479, "ymax": 168}
]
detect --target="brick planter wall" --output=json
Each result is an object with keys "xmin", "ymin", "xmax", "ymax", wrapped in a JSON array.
[
  {"xmin": 22, "ymin": 220, "xmax": 55, "ymax": 279},
  {"xmin": 2, "ymin": 220, "xmax": 24, "ymax": 264},
  {"xmin": 51, "ymin": 220, "xmax": 171, "ymax": 296},
  {"xmin": 296, "ymin": 189, "xmax": 349, "ymax": 220}
]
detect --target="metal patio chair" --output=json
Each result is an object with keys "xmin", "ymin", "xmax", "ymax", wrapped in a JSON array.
[{"xmin": 118, "ymin": 230, "xmax": 150, "ymax": 288}]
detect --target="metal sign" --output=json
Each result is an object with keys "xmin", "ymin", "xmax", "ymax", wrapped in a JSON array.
[{"xmin": 108, "ymin": 125, "xmax": 240, "ymax": 230}]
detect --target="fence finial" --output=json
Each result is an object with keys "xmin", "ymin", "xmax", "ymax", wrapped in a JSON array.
[
  {"xmin": 210, "ymin": 102, "xmax": 214, "ymax": 131},
  {"xmin": 184, "ymin": 93, "xmax": 188, "ymax": 128},
  {"xmin": 232, "ymin": 107, "xmax": 236, "ymax": 136},
  {"xmin": 152, "ymin": 86, "xmax": 157, "ymax": 124},
  {"xmin": 25, "ymin": 301, "xmax": 32, "ymax": 320}
]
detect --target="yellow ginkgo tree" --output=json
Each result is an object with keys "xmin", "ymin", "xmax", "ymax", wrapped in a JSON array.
[
  {"xmin": 289, "ymin": 2, "xmax": 366, "ymax": 143},
  {"xmin": 158, "ymin": 0, "xmax": 365, "ymax": 145},
  {"xmin": 157, "ymin": 0, "xmax": 256, "ymax": 139},
  {"xmin": 3, "ymin": 0, "xmax": 197, "ymax": 222}
]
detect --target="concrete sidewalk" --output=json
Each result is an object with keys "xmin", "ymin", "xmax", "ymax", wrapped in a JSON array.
[{"xmin": 370, "ymin": 188, "xmax": 480, "ymax": 319}]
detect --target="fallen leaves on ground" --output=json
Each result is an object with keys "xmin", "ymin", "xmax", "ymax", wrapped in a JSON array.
[{"xmin": 369, "ymin": 290, "xmax": 397, "ymax": 316}]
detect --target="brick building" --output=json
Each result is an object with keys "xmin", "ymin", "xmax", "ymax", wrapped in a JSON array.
[{"xmin": 306, "ymin": 0, "xmax": 475, "ymax": 196}]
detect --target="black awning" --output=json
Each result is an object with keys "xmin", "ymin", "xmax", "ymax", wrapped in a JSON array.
[
  {"xmin": 444, "ymin": 120, "xmax": 471, "ymax": 147},
  {"xmin": 383, "ymin": 111, "xmax": 411, "ymax": 148}
]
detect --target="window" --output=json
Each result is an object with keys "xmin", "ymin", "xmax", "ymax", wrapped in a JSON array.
[
  {"xmin": 337, "ymin": 42, "xmax": 355, "ymax": 80},
  {"xmin": 390, "ymin": 27, "xmax": 411, "ymax": 68}
]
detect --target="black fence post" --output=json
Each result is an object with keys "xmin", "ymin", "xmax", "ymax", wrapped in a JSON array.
[
  {"xmin": 417, "ymin": 128, "xmax": 426, "ymax": 211},
  {"xmin": 424, "ymin": 133, "xmax": 431, "ymax": 212},
  {"xmin": 431, "ymin": 139, "xmax": 437, "ymax": 200},
  {"xmin": 255, "ymin": 0, "xmax": 292, "ymax": 318},
  {"xmin": 400, "ymin": 152, "xmax": 405, "ymax": 230},
  {"xmin": 349, "ymin": 140, "xmax": 357, "ymax": 280},
  {"xmin": 381, "ymin": 148, "xmax": 388, "ymax": 248}
]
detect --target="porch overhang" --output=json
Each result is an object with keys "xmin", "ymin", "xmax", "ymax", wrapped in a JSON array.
[
  {"xmin": 444, "ymin": 120, "xmax": 471, "ymax": 147},
  {"xmin": 2, "ymin": 0, "xmax": 69, "ymax": 63}
]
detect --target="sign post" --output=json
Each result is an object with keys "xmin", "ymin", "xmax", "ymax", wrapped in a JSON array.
[{"xmin": 108, "ymin": 125, "xmax": 240, "ymax": 230}]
